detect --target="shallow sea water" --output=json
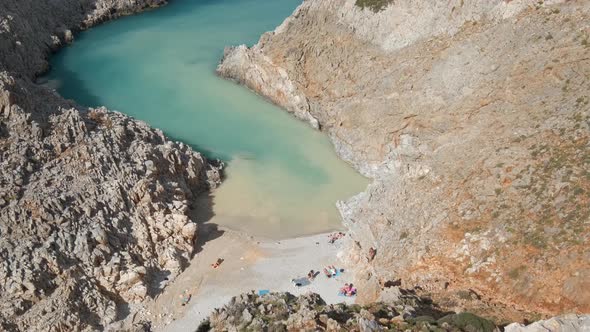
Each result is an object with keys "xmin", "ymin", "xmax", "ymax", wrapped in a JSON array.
[{"xmin": 46, "ymin": 0, "xmax": 367, "ymax": 238}]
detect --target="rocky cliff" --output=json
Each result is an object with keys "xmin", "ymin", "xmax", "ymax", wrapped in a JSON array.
[
  {"xmin": 0, "ymin": 1, "xmax": 221, "ymax": 331},
  {"xmin": 218, "ymin": 0, "xmax": 590, "ymax": 321},
  {"xmin": 199, "ymin": 291, "xmax": 589, "ymax": 332},
  {"xmin": 200, "ymin": 292, "xmax": 500, "ymax": 332}
]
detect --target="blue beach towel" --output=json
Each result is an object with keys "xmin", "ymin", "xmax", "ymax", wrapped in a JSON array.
[
  {"xmin": 325, "ymin": 269, "xmax": 343, "ymax": 278},
  {"xmin": 258, "ymin": 290, "xmax": 270, "ymax": 296}
]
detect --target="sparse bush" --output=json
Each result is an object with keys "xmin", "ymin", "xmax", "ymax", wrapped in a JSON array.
[{"xmin": 355, "ymin": 0, "xmax": 394, "ymax": 12}]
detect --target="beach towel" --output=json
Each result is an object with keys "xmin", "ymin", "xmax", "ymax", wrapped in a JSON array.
[
  {"xmin": 324, "ymin": 268, "xmax": 342, "ymax": 278},
  {"xmin": 258, "ymin": 290, "xmax": 270, "ymax": 296}
]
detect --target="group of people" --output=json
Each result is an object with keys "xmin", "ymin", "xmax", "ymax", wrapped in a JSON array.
[
  {"xmin": 328, "ymin": 232, "xmax": 346, "ymax": 244},
  {"xmin": 209, "ymin": 255, "xmax": 357, "ymax": 300},
  {"xmin": 300, "ymin": 266, "xmax": 357, "ymax": 297},
  {"xmin": 339, "ymin": 283, "xmax": 357, "ymax": 297}
]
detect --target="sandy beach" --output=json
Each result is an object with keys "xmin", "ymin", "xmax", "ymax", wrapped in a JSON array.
[{"xmin": 138, "ymin": 225, "xmax": 355, "ymax": 332}]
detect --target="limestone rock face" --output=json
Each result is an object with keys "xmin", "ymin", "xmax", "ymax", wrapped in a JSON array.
[
  {"xmin": 202, "ymin": 291, "xmax": 502, "ymax": 332},
  {"xmin": 0, "ymin": 0, "xmax": 221, "ymax": 331},
  {"xmin": 218, "ymin": 0, "xmax": 590, "ymax": 320},
  {"xmin": 504, "ymin": 314, "xmax": 590, "ymax": 332},
  {"xmin": 0, "ymin": 0, "xmax": 168, "ymax": 77}
]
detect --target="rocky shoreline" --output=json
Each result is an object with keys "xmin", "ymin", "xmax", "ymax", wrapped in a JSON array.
[
  {"xmin": 1, "ymin": 1, "xmax": 222, "ymax": 330},
  {"xmin": 218, "ymin": 0, "xmax": 590, "ymax": 322}
]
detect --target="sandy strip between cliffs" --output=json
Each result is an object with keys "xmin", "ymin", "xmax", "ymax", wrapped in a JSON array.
[{"xmin": 141, "ymin": 227, "xmax": 355, "ymax": 331}]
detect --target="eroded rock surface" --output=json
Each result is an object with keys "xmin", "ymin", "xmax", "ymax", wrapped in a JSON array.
[
  {"xmin": 0, "ymin": 1, "xmax": 221, "ymax": 331},
  {"xmin": 202, "ymin": 291, "xmax": 500, "ymax": 332},
  {"xmin": 505, "ymin": 314, "xmax": 590, "ymax": 332},
  {"xmin": 218, "ymin": 0, "xmax": 590, "ymax": 320}
]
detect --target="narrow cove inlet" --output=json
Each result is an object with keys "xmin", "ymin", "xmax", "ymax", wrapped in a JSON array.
[
  {"xmin": 4, "ymin": 0, "xmax": 586, "ymax": 330},
  {"xmin": 45, "ymin": 0, "xmax": 367, "ymax": 239}
]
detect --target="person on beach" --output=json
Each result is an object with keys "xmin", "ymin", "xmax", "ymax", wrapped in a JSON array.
[
  {"xmin": 328, "ymin": 232, "xmax": 345, "ymax": 244},
  {"xmin": 307, "ymin": 270, "xmax": 316, "ymax": 281},
  {"xmin": 324, "ymin": 266, "xmax": 338, "ymax": 277},
  {"xmin": 211, "ymin": 258, "xmax": 224, "ymax": 269},
  {"xmin": 340, "ymin": 283, "xmax": 350, "ymax": 294},
  {"xmin": 180, "ymin": 289, "xmax": 191, "ymax": 306},
  {"xmin": 329, "ymin": 265, "xmax": 337, "ymax": 277},
  {"xmin": 339, "ymin": 283, "xmax": 356, "ymax": 296}
]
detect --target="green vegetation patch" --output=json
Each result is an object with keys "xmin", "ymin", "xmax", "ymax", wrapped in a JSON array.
[
  {"xmin": 438, "ymin": 312, "xmax": 496, "ymax": 332},
  {"xmin": 206, "ymin": 292, "xmax": 502, "ymax": 331},
  {"xmin": 508, "ymin": 266, "xmax": 527, "ymax": 280},
  {"xmin": 355, "ymin": 0, "xmax": 394, "ymax": 12}
]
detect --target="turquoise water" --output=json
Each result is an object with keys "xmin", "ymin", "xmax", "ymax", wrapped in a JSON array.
[{"xmin": 46, "ymin": 0, "xmax": 367, "ymax": 238}]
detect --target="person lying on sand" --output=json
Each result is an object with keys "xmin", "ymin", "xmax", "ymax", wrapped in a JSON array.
[
  {"xmin": 179, "ymin": 289, "xmax": 191, "ymax": 306},
  {"xmin": 324, "ymin": 266, "xmax": 338, "ymax": 278},
  {"xmin": 211, "ymin": 258, "xmax": 224, "ymax": 269},
  {"xmin": 339, "ymin": 283, "xmax": 357, "ymax": 296},
  {"xmin": 340, "ymin": 283, "xmax": 350, "ymax": 293},
  {"xmin": 329, "ymin": 265, "xmax": 337, "ymax": 276}
]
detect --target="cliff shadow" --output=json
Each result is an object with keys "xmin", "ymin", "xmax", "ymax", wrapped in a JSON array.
[
  {"xmin": 397, "ymin": 287, "xmax": 455, "ymax": 319},
  {"xmin": 29, "ymin": 65, "xmax": 105, "ymax": 130},
  {"xmin": 166, "ymin": 133, "xmax": 229, "ymax": 162},
  {"xmin": 159, "ymin": 137, "xmax": 227, "ymax": 255},
  {"xmin": 145, "ymin": 191, "xmax": 222, "ymax": 299},
  {"xmin": 189, "ymin": 191, "xmax": 225, "ymax": 256},
  {"xmin": 46, "ymin": 66, "xmax": 104, "ymax": 109},
  {"xmin": 35, "ymin": 60, "xmax": 104, "ymax": 106}
]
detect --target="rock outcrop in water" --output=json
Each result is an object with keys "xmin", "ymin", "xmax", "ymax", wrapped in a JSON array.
[
  {"xmin": 0, "ymin": 1, "xmax": 221, "ymax": 330},
  {"xmin": 218, "ymin": 0, "xmax": 590, "ymax": 321}
]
